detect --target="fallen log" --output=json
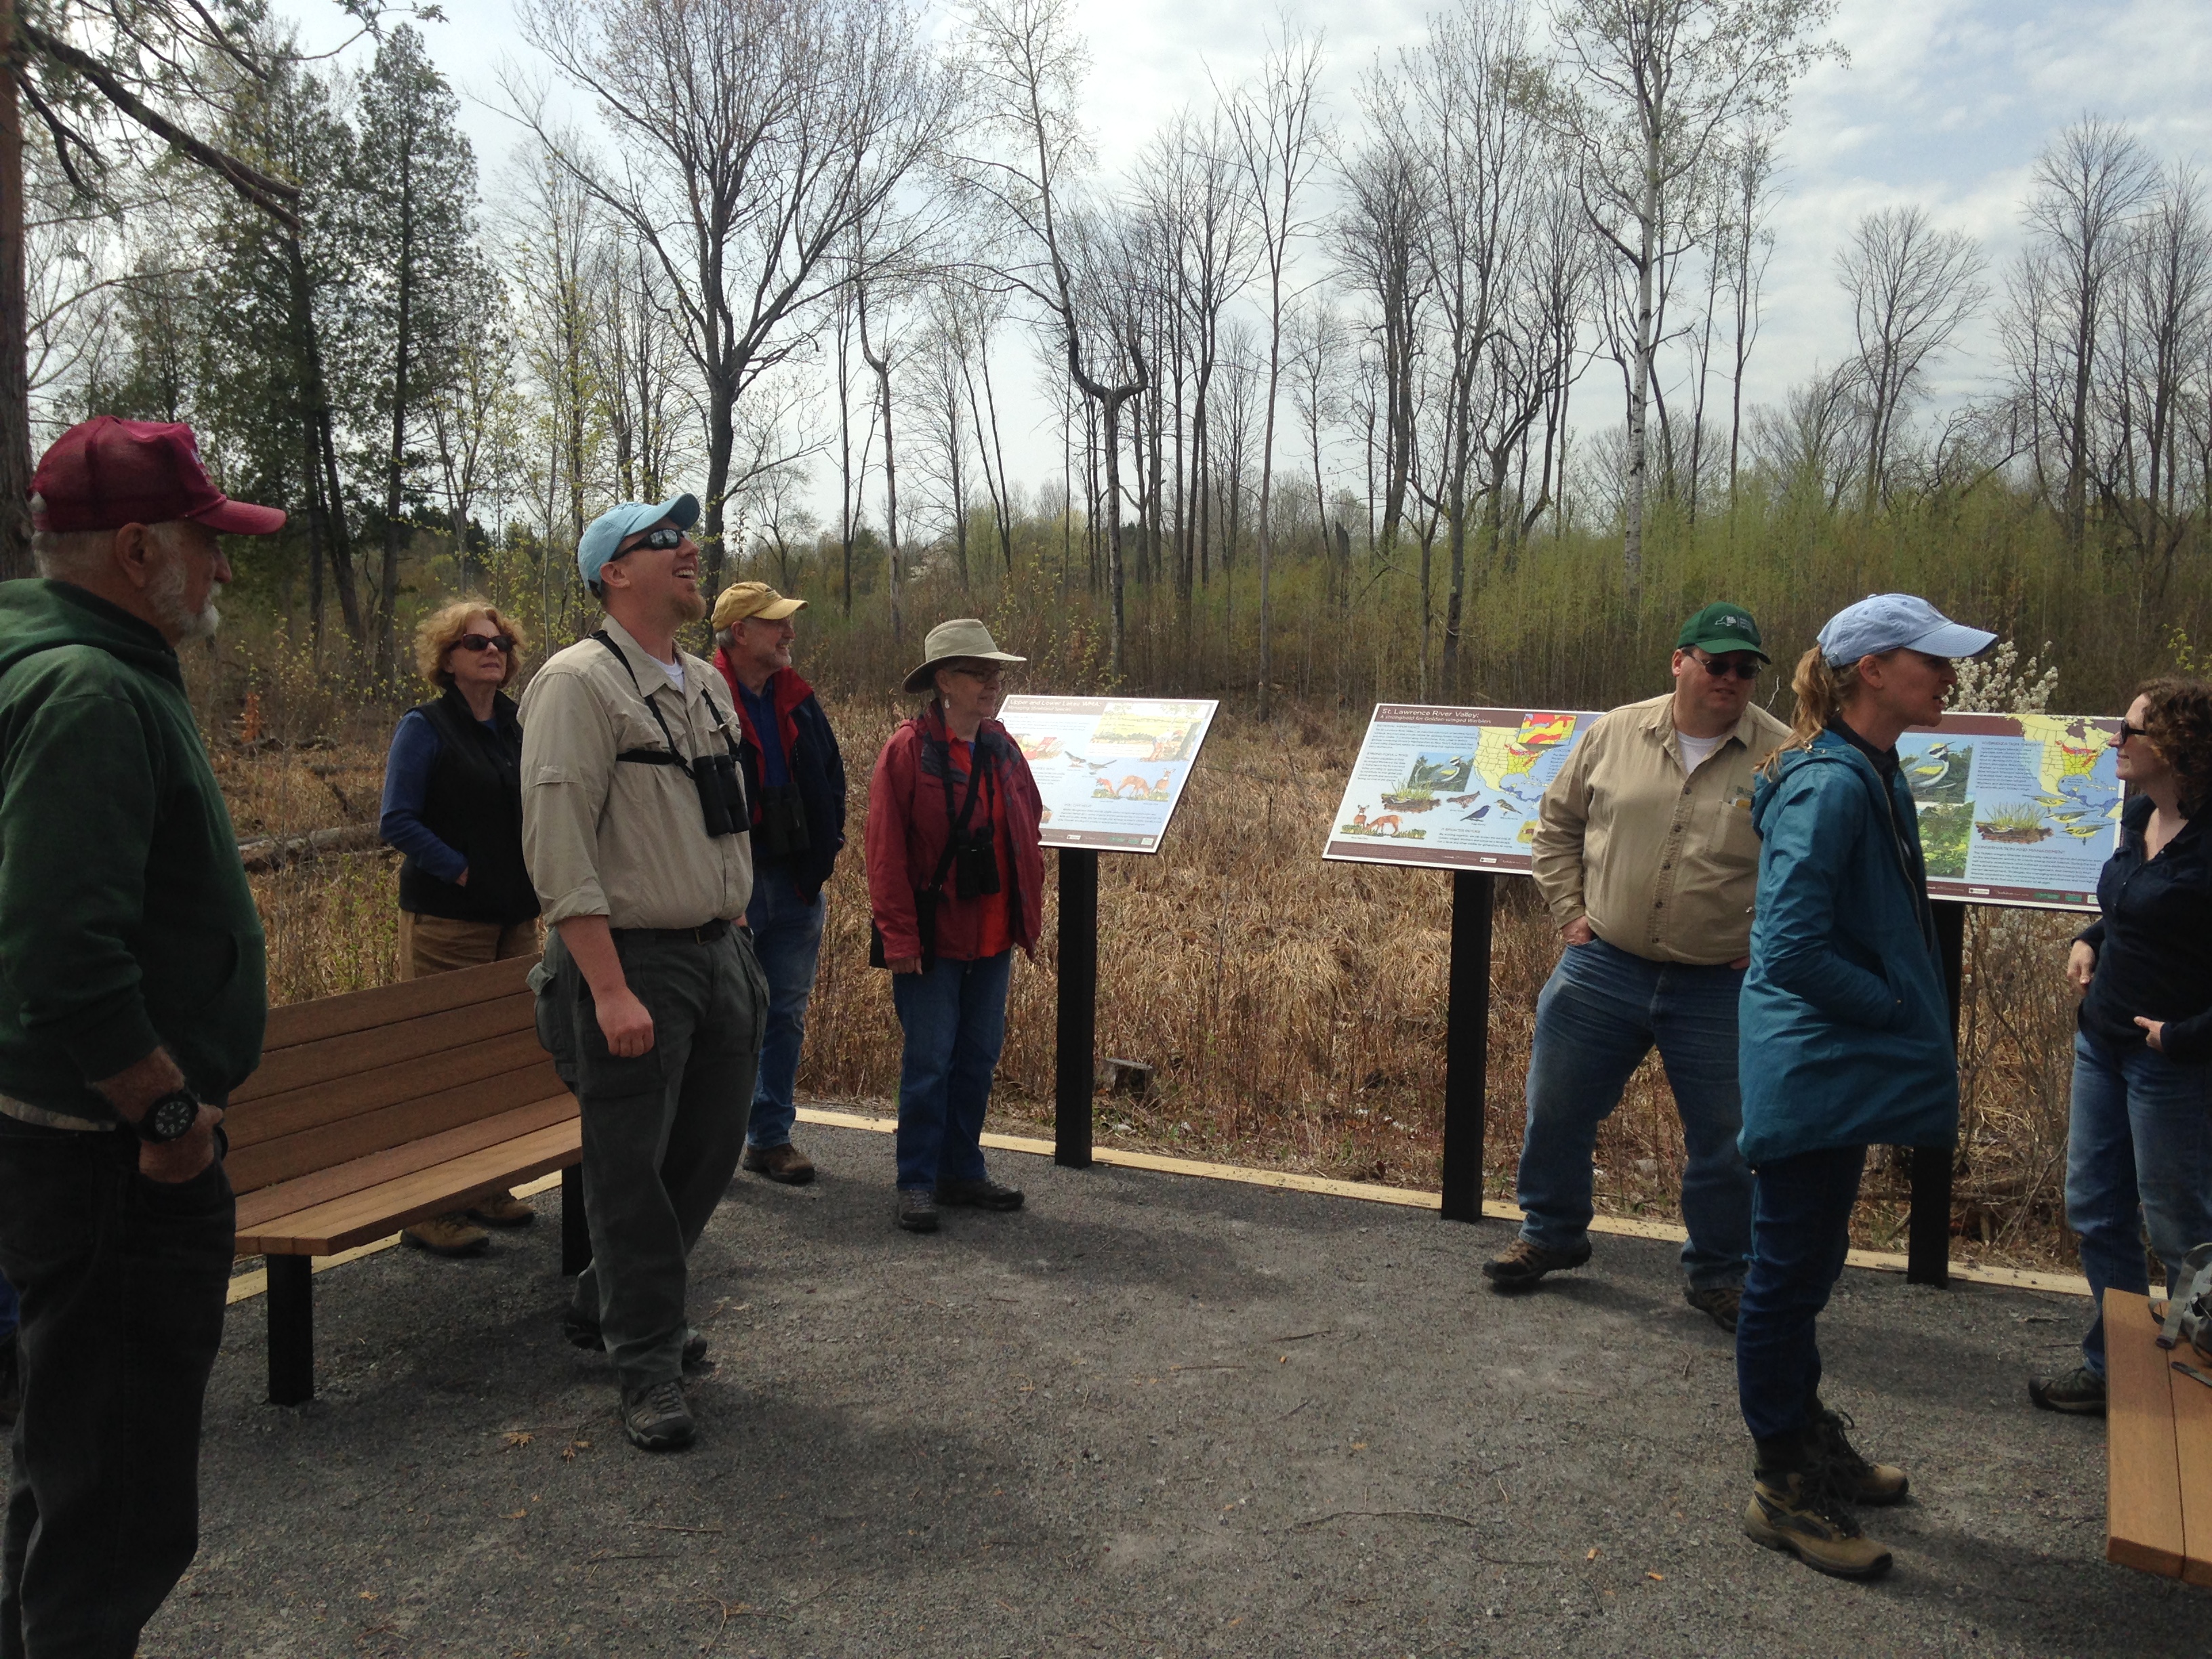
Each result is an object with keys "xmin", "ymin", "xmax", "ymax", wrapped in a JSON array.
[{"xmin": 237, "ymin": 823, "xmax": 386, "ymax": 872}]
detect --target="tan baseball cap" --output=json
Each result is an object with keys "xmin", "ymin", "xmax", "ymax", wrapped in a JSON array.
[{"xmin": 712, "ymin": 580, "xmax": 806, "ymax": 630}]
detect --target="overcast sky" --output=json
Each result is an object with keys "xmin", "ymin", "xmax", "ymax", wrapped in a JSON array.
[{"xmin": 279, "ymin": 0, "xmax": 2212, "ymax": 516}]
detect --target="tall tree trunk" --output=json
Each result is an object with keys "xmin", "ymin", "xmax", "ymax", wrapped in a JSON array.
[
  {"xmin": 1622, "ymin": 140, "xmax": 1660, "ymax": 594},
  {"xmin": 859, "ymin": 291, "xmax": 901, "ymax": 641},
  {"xmin": 377, "ymin": 140, "xmax": 416, "ymax": 680},
  {"xmin": 0, "ymin": 0, "xmax": 29, "ymax": 582}
]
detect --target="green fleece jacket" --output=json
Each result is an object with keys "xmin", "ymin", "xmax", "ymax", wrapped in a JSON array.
[{"xmin": 0, "ymin": 579, "xmax": 266, "ymax": 1122}]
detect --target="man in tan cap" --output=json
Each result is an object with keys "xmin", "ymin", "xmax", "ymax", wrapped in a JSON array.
[{"xmin": 710, "ymin": 581, "xmax": 846, "ymax": 1183}]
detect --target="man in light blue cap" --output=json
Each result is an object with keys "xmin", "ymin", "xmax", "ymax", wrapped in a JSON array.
[{"xmin": 520, "ymin": 491, "xmax": 769, "ymax": 1453}]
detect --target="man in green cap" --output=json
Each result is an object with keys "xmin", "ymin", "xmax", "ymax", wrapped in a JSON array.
[{"xmin": 1484, "ymin": 602, "xmax": 1788, "ymax": 1331}]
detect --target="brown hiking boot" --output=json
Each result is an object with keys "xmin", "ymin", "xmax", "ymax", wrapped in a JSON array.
[
  {"xmin": 467, "ymin": 1189, "xmax": 537, "ymax": 1228},
  {"xmin": 1684, "ymin": 1282, "xmax": 1743, "ymax": 1332},
  {"xmin": 2028, "ymin": 1365, "xmax": 2107, "ymax": 1416},
  {"xmin": 1742, "ymin": 1468, "xmax": 1893, "ymax": 1580},
  {"xmin": 402, "ymin": 1214, "xmax": 490, "ymax": 1258},
  {"xmin": 1805, "ymin": 1401, "xmax": 1908, "ymax": 1505},
  {"xmin": 1481, "ymin": 1235, "xmax": 1591, "ymax": 1291},
  {"xmin": 741, "ymin": 1143, "xmax": 817, "ymax": 1185}
]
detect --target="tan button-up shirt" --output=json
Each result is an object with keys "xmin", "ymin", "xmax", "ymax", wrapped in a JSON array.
[
  {"xmin": 519, "ymin": 614, "xmax": 754, "ymax": 930},
  {"xmin": 1532, "ymin": 692, "xmax": 1789, "ymax": 965}
]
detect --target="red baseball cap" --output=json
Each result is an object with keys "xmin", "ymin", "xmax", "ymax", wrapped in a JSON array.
[{"xmin": 30, "ymin": 417, "xmax": 286, "ymax": 536}]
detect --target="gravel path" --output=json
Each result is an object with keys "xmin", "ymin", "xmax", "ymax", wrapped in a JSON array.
[{"xmin": 26, "ymin": 1118, "xmax": 2199, "ymax": 1656}]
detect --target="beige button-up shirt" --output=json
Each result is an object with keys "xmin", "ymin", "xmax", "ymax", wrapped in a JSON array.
[
  {"xmin": 1532, "ymin": 692, "xmax": 1790, "ymax": 965},
  {"xmin": 519, "ymin": 614, "xmax": 754, "ymax": 930}
]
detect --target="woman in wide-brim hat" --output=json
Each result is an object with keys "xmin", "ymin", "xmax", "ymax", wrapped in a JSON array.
[{"xmin": 865, "ymin": 619, "xmax": 1046, "ymax": 1234}]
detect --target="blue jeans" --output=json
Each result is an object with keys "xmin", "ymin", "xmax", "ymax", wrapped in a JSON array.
[
  {"xmin": 0, "ymin": 1271, "xmax": 14, "ymax": 1340},
  {"xmin": 2065, "ymin": 1028, "xmax": 2212, "ymax": 1377},
  {"xmin": 891, "ymin": 952, "xmax": 1014, "ymax": 1191},
  {"xmin": 1737, "ymin": 1144, "xmax": 1867, "ymax": 1445},
  {"xmin": 1515, "ymin": 937, "xmax": 1755, "ymax": 1288},
  {"xmin": 743, "ymin": 874, "xmax": 828, "ymax": 1149}
]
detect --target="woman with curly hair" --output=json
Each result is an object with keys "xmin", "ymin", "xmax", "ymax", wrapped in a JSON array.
[
  {"xmin": 377, "ymin": 598, "xmax": 542, "ymax": 1255},
  {"xmin": 2032, "ymin": 674, "xmax": 2212, "ymax": 1416}
]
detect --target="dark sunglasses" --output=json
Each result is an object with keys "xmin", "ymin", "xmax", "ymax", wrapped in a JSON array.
[
  {"xmin": 616, "ymin": 526, "xmax": 687, "ymax": 555},
  {"xmin": 2116, "ymin": 720, "xmax": 2150, "ymax": 745},
  {"xmin": 1689, "ymin": 649, "xmax": 1761, "ymax": 680},
  {"xmin": 454, "ymin": 633, "xmax": 516, "ymax": 655}
]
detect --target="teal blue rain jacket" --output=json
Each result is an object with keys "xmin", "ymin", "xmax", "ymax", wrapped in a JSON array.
[{"xmin": 1737, "ymin": 728, "xmax": 1958, "ymax": 1164}]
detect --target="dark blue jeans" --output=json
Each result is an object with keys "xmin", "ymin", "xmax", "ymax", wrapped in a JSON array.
[
  {"xmin": 1515, "ymin": 937, "xmax": 1755, "ymax": 1288},
  {"xmin": 0, "ymin": 1115, "xmax": 234, "ymax": 1659},
  {"xmin": 890, "ymin": 952, "xmax": 1014, "ymax": 1191},
  {"xmin": 742, "ymin": 874, "xmax": 828, "ymax": 1151},
  {"xmin": 0, "ymin": 1273, "xmax": 14, "ymax": 1340},
  {"xmin": 2066, "ymin": 1028, "xmax": 2212, "ymax": 1377},
  {"xmin": 1736, "ymin": 1144, "xmax": 1866, "ymax": 1446}
]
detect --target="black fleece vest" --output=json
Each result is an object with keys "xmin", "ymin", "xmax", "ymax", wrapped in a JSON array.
[{"xmin": 396, "ymin": 689, "xmax": 539, "ymax": 925}]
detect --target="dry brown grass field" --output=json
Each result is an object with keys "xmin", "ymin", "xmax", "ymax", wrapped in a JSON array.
[{"xmin": 209, "ymin": 687, "xmax": 2090, "ymax": 1277}]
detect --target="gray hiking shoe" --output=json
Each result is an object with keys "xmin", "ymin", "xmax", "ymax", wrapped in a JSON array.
[
  {"xmin": 1481, "ymin": 1235, "xmax": 1591, "ymax": 1291},
  {"xmin": 1684, "ymin": 1282, "xmax": 1742, "ymax": 1332},
  {"xmin": 621, "ymin": 1379, "xmax": 695, "ymax": 1452},
  {"xmin": 2028, "ymin": 1365, "xmax": 2107, "ymax": 1416}
]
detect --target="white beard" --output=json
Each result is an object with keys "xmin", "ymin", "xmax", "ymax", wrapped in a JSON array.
[{"xmin": 147, "ymin": 552, "xmax": 222, "ymax": 641}]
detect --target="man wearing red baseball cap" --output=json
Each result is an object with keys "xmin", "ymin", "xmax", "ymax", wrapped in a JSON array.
[{"xmin": 0, "ymin": 417, "xmax": 282, "ymax": 1654}]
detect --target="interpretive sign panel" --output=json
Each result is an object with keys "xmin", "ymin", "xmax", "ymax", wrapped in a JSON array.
[
  {"xmin": 1324, "ymin": 703, "xmax": 2123, "ymax": 907},
  {"xmin": 998, "ymin": 695, "xmax": 1220, "ymax": 853},
  {"xmin": 1322, "ymin": 704, "xmax": 1601, "ymax": 874},
  {"xmin": 1901, "ymin": 712, "xmax": 2121, "ymax": 911}
]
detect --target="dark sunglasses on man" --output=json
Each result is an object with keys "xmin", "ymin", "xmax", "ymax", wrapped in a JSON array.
[
  {"xmin": 455, "ymin": 632, "xmax": 516, "ymax": 655},
  {"xmin": 1689, "ymin": 648, "xmax": 1761, "ymax": 681},
  {"xmin": 617, "ymin": 526, "xmax": 688, "ymax": 555}
]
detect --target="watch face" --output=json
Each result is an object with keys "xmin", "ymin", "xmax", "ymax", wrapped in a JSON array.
[{"xmin": 148, "ymin": 1094, "xmax": 197, "ymax": 1142}]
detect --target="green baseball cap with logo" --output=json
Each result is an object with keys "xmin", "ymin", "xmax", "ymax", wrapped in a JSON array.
[{"xmin": 1675, "ymin": 601, "xmax": 1768, "ymax": 661}]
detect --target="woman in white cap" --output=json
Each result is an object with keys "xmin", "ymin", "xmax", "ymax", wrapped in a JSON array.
[
  {"xmin": 866, "ymin": 619, "xmax": 1046, "ymax": 1233},
  {"xmin": 1732, "ymin": 593, "xmax": 1994, "ymax": 1582}
]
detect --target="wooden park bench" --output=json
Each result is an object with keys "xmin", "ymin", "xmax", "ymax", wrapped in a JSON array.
[
  {"xmin": 224, "ymin": 955, "xmax": 586, "ymax": 1406},
  {"xmin": 2103, "ymin": 1288, "xmax": 2212, "ymax": 1583}
]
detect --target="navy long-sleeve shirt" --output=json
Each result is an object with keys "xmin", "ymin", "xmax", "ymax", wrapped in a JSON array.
[
  {"xmin": 378, "ymin": 709, "xmax": 480, "ymax": 884},
  {"xmin": 2077, "ymin": 794, "xmax": 2212, "ymax": 1062}
]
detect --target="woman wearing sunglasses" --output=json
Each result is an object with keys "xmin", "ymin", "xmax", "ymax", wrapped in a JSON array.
[
  {"xmin": 2032, "ymin": 675, "xmax": 2212, "ymax": 1416},
  {"xmin": 377, "ymin": 598, "xmax": 543, "ymax": 1255}
]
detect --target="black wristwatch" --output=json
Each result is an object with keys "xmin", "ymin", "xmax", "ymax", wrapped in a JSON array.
[{"xmin": 134, "ymin": 1087, "xmax": 201, "ymax": 1145}]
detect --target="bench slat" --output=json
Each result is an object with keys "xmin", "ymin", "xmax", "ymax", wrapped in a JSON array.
[
  {"xmin": 234, "ymin": 994, "xmax": 536, "ymax": 1104},
  {"xmin": 234, "ymin": 1094, "xmax": 577, "ymax": 1235},
  {"xmin": 238, "ymin": 1120, "xmax": 581, "ymax": 1256},
  {"xmin": 2174, "ymin": 1327, "xmax": 2212, "ymax": 1586},
  {"xmin": 226, "ymin": 1024, "xmax": 550, "ymax": 1153},
  {"xmin": 260, "ymin": 954, "xmax": 537, "ymax": 1052},
  {"xmin": 2106, "ymin": 1288, "xmax": 2187, "ymax": 1578},
  {"xmin": 226, "ymin": 1054, "xmax": 568, "ymax": 1194}
]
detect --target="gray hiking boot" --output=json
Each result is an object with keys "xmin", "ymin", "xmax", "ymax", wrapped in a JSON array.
[{"xmin": 621, "ymin": 1379, "xmax": 695, "ymax": 1452}]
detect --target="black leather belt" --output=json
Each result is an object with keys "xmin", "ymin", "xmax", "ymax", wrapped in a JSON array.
[{"xmin": 611, "ymin": 919, "xmax": 731, "ymax": 945}]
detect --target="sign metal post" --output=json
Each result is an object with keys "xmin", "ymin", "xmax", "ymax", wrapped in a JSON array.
[
  {"xmin": 1440, "ymin": 869, "xmax": 1496, "ymax": 1223},
  {"xmin": 1054, "ymin": 848, "xmax": 1099, "ymax": 1168},
  {"xmin": 1907, "ymin": 899, "xmax": 1969, "ymax": 1286}
]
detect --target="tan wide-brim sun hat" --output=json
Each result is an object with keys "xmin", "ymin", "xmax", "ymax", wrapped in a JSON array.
[{"xmin": 902, "ymin": 618, "xmax": 1027, "ymax": 694}]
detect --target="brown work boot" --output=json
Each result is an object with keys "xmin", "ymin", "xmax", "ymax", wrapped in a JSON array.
[
  {"xmin": 1805, "ymin": 1400, "xmax": 1908, "ymax": 1505},
  {"xmin": 467, "ymin": 1189, "xmax": 537, "ymax": 1228},
  {"xmin": 1684, "ymin": 1281, "xmax": 1743, "ymax": 1332},
  {"xmin": 1742, "ymin": 1466, "xmax": 1893, "ymax": 1580},
  {"xmin": 1481, "ymin": 1235, "xmax": 1591, "ymax": 1291},
  {"xmin": 741, "ymin": 1142, "xmax": 817, "ymax": 1185},
  {"xmin": 402, "ymin": 1214, "xmax": 490, "ymax": 1258}
]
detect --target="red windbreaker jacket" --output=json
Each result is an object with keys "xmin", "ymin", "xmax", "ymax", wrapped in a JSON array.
[{"xmin": 866, "ymin": 705, "xmax": 1045, "ymax": 962}]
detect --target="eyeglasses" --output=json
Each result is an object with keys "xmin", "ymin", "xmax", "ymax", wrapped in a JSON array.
[
  {"xmin": 1689, "ymin": 649, "xmax": 1761, "ymax": 681},
  {"xmin": 2116, "ymin": 720, "xmax": 2150, "ymax": 745},
  {"xmin": 949, "ymin": 665, "xmax": 1005, "ymax": 686},
  {"xmin": 616, "ymin": 527, "xmax": 687, "ymax": 556},
  {"xmin": 454, "ymin": 633, "xmax": 516, "ymax": 655}
]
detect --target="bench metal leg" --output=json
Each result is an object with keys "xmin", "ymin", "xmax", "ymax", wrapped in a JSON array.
[
  {"xmin": 266, "ymin": 1254, "xmax": 314, "ymax": 1406},
  {"xmin": 560, "ymin": 1163, "xmax": 591, "ymax": 1277}
]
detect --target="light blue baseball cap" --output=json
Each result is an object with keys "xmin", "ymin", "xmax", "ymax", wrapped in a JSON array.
[
  {"xmin": 1818, "ymin": 593, "xmax": 1995, "ymax": 667},
  {"xmin": 577, "ymin": 492, "xmax": 700, "ymax": 589}
]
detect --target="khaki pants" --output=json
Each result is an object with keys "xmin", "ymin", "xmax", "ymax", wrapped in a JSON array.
[{"xmin": 398, "ymin": 912, "xmax": 541, "ymax": 981}]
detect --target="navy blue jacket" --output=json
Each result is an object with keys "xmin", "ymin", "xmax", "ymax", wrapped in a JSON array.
[
  {"xmin": 2078, "ymin": 795, "xmax": 2212, "ymax": 1061},
  {"xmin": 712, "ymin": 653, "xmax": 847, "ymax": 901}
]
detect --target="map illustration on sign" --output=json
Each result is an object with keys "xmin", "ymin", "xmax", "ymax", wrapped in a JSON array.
[
  {"xmin": 996, "ymin": 695, "xmax": 1220, "ymax": 853},
  {"xmin": 1900, "ymin": 712, "xmax": 2122, "ymax": 909},
  {"xmin": 1324, "ymin": 705, "xmax": 1602, "ymax": 872}
]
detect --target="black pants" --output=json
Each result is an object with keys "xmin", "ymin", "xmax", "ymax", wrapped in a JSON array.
[
  {"xmin": 0, "ymin": 1117, "xmax": 233, "ymax": 1659},
  {"xmin": 538, "ymin": 926, "xmax": 766, "ymax": 1392}
]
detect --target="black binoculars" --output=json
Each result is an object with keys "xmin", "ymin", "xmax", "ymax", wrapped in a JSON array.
[
  {"xmin": 954, "ymin": 825, "xmax": 1000, "ymax": 900},
  {"xmin": 692, "ymin": 750, "xmax": 748, "ymax": 839},
  {"xmin": 753, "ymin": 782, "xmax": 811, "ymax": 859}
]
